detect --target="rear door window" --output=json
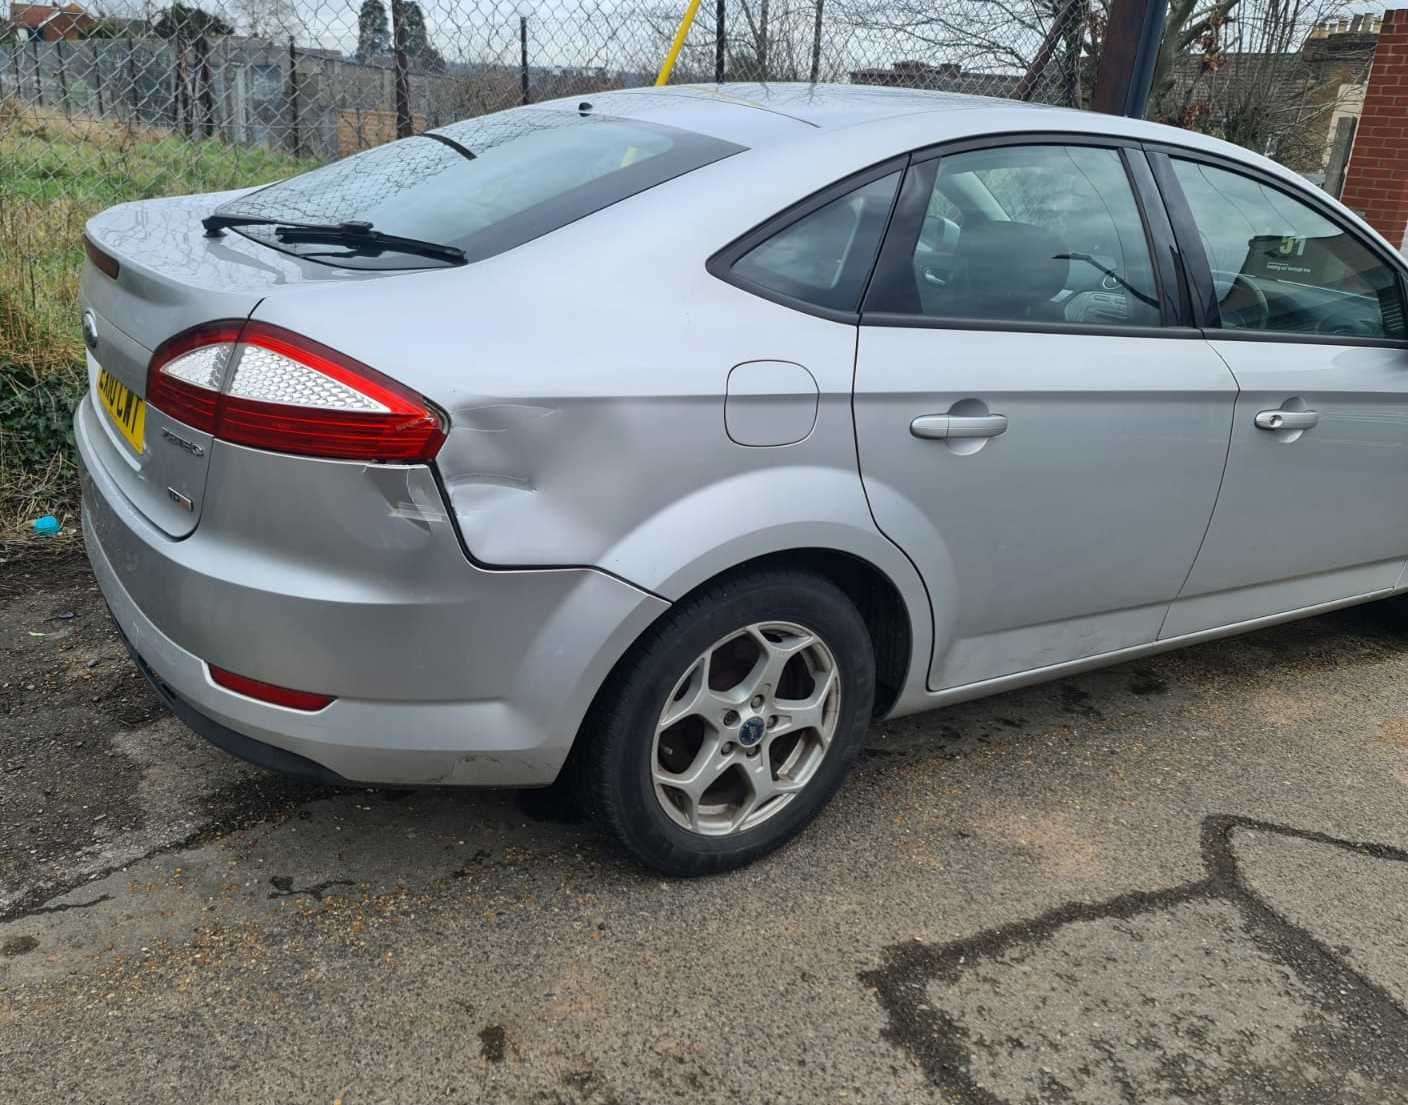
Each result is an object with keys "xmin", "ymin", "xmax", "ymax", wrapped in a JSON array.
[
  {"xmin": 213, "ymin": 108, "xmax": 744, "ymax": 270},
  {"xmin": 865, "ymin": 144, "xmax": 1162, "ymax": 328}
]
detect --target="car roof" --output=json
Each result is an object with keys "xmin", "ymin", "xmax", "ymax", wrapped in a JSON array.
[
  {"xmin": 538, "ymin": 82, "xmax": 1043, "ymax": 148},
  {"xmin": 544, "ymin": 82, "xmax": 1252, "ymax": 160},
  {"xmin": 530, "ymin": 82, "xmax": 1356, "ymax": 247},
  {"xmin": 614, "ymin": 82, "xmax": 1020, "ymax": 128}
]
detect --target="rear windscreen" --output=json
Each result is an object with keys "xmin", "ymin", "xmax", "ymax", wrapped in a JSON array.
[{"xmin": 214, "ymin": 108, "xmax": 745, "ymax": 270}]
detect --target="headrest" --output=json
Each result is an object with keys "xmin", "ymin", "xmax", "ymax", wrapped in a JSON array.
[{"xmin": 953, "ymin": 220, "xmax": 1069, "ymax": 318}]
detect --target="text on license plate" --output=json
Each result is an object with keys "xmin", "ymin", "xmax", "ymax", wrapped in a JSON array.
[{"xmin": 97, "ymin": 368, "xmax": 146, "ymax": 454}]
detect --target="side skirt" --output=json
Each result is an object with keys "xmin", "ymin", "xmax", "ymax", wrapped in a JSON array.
[{"xmin": 886, "ymin": 584, "xmax": 1401, "ymax": 719}]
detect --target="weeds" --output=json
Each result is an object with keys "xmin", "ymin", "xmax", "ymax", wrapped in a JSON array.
[{"xmin": 0, "ymin": 101, "xmax": 317, "ymax": 539}]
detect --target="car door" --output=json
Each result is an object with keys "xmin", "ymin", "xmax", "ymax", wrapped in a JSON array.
[
  {"xmin": 1150, "ymin": 150, "xmax": 1408, "ymax": 638},
  {"xmin": 853, "ymin": 139, "xmax": 1239, "ymax": 691}
]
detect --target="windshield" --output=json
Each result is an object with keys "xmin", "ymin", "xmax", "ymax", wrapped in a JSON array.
[{"xmin": 215, "ymin": 107, "xmax": 745, "ymax": 270}]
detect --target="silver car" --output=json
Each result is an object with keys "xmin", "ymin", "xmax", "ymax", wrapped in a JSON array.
[{"xmin": 78, "ymin": 84, "xmax": 1408, "ymax": 874}]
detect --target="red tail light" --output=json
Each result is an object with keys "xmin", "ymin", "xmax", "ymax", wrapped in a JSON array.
[
  {"xmin": 146, "ymin": 321, "xmax": 446, "ymax": 463},
  {"xmin": 146, "ymin": 322, "xmax": 243, "ymax": 433},
  {"xmin": 209, "ymin": 665, "xmax": 335, "ymax": 711}
]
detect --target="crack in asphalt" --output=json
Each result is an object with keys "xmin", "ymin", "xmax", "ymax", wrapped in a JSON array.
[
  {"xmin": 0, "ymin": 776, "xmax": 339, "ymax": 925},
  {"xmin": 861, "ymin": 815, "xmax": 1408, "ymax": 1104},
  {"xmin": 22, "ymin": 893, "xmax": 113, "ymax": 916},
  {"xmin": 0, "ymin": 832, "xmax": 210, "ymax": 926}
]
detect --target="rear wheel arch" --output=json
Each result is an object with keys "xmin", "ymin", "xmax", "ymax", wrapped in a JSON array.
[
  {"xmin": 700, "ymin": 549, "xmax": 912, "ymax": 717},
  {"xmin": 593, "ymin": 547, "xmax": 914, "ymax": 728}
]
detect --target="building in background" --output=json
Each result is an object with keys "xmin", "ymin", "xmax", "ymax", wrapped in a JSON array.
[
  {"xmin": 1340, "ymin": 7, "xmax": 1408, "ymax": 250},
  {"xmin": 851, "ymin": 14, "xmax": 1386, "ymax": 198},
  {"xmin": 5, "ymin": 2, "xmax": 94, "ymax": 42},
  {"xmin": 1167, "ymin": 15, "xmax": 1382, "ymax": 194}
]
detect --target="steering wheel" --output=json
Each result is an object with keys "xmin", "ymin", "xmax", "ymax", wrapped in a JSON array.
[
  {"xmin": 1217, "ymin": 272, "xmax": 1270, "ymax": 330},
  {"xmin": 1315, "ymin": 304, "xmax": 1380, "ymax": 338}
]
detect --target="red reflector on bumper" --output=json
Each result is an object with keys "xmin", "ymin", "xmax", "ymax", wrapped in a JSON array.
[
  {"xmin": 84, "ymin": 235, "xmax": 120, "ymax": 279},
  {"xmin": 209, "ymin": 665, "xmax": 335, "ymax": 711}
]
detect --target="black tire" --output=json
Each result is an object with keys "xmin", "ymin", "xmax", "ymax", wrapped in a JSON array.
[{"xmin": 582, "ymin": 569, "xmax": 875, "ymax": 876}]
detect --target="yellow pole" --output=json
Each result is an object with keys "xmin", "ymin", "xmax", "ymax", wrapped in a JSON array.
[{"xmin": 656, "ymin": 0, "xmax": 703, "ymax": 86}]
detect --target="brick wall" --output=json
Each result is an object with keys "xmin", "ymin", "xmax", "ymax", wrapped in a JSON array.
[{"xmin": 1340, "ymin": 7, "xmax": 1408, "ymax": 250}]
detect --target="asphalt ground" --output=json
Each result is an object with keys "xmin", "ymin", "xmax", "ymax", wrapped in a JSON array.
[{"xmin": 4, "ymin": 543, "xmax": 1408, "ymax": 1104}]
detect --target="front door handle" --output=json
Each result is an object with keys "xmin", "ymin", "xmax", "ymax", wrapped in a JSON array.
[
  {"xmin": 1255, "ymin": 409, "xmax": 1319, "ymax": 431},
  {"xmin": 911, "ymin": 414, "xmax": 1008, "ymax": 440}
]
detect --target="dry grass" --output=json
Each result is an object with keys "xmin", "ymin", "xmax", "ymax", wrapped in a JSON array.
[
  {"xmin": 0, "ymin": 194, "xmax": 87, "ymax": 541},
  {"xmin": 0, "ymin": 101, "xmax": 318, "ymax": 542}
]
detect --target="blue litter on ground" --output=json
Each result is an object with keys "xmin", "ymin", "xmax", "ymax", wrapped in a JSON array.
[{"xmin": 32, "ymin": 515, "xmax": 61, "ymax": 536}]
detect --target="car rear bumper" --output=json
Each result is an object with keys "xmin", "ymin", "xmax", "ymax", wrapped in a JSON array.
[
  {"xmin": 77, "ymin": 395, "xmax": 669, "ymax": 786},
  {"xmin": 115, "ymin": 617, "xmax": 351, "ymax": 785}
]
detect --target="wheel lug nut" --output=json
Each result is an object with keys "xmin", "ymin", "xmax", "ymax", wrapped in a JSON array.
[
  {"xmin": 723, "ymin": 710, "xmax": 740, "ymax": 726},
  {"xmin": 767, "ymin": 715, "xmax": 778, "ymax": 728},
  {"xmin": 750, "ymin": 694, "xmax": 765, "ymax": 709},
  {"xmin": 720, "ymin": 742, "xmax": 734, "ymax": 756}
]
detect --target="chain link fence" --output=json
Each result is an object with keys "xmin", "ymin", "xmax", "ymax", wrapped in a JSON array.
[
  {"xmin": 0, "ymin": 0, "xmax": 1108, "ymax": 203},
  {"xmin": 0, "ymin": 0, "xmax": 1119, "ymax": 528},
  {"xmin": 0, "ymin": 0, "xmax": 1375, "ymax": 527}
]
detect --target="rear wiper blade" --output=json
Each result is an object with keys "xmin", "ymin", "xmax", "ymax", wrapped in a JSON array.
[
  {"xmin": 273, "ymin": 224, "xmax": 466, "ymax": 265},
  {"xmin": 204, "ymin": 213, "xmax": 360, "ymax": 236},
  {"xmin": 202, "ymin": 214, "xmax": 466, "ymax": 265}
]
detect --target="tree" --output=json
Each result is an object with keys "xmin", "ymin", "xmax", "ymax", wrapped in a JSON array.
[
  {"xmin": 237, "ymin": 0, "xmax": 302, "ymax": 39},
  {"xmin": 79, "ymin": 18, "xmax": 132, "ymax": 38},
  {"xmin": 1150, "ymin": 0, "xmax": 1369, "ymax": 173},
  {"xmin": 153, "ymin": 5, "xmax": 232, "ymax": 139},
  {"xmin": 355, "ymin": 0, "xmax": 390, "ymax": 61},
  {"xmin": 392, "ymin": 0, "xmax": 446, "ymax": 71},
  {"xmin": 1148, "ymin": 0, "xmax": 1245, "ymax": 118},
  {"xmin": 153, "ymin": 3, "xmax": 234, "ymax": 39}
]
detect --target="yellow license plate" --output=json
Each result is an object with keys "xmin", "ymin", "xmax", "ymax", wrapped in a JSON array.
[{"xmin": 97, "ymin": 368, "xmax": 146, "ymax": 454}]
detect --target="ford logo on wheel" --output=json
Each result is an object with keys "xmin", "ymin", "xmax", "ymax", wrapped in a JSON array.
[{"xmin": 738, "ymin": 716, "xmax": 766, "ymax": 748}]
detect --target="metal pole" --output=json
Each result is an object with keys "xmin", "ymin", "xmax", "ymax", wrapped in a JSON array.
[
  {"xmin": 520, "ymin": 15, "xmax": 529, "ymax": 104},
  {"xmin": 808, "ymin": 0, "xmax": 823, "ymax": 83},
  {"xmin": 715, "ymin": 0, "xmax": 725, "ymax": 82},
  {"xmin": 56, "ymin": 38, "xmax": 69, "ymax": 118},
  {"xmin": 656, "ymin": 0, "xmax": 701, "ymax": 85},
  {"xmin": 393, "ymin": 0, "xmax": 412, "ymax": 136},
  {"xmin": 126, "ymin": 41, "xmax": 138, "ymax": 123},
  {"xmin": 94, "ymin": 42, "xmax": 105, "ymax": 117},
  {"xmin": 758, "ymin": 0, "xmax": 768, "ymax": 79},
  {"xmin": 1015, "ymin": 0, "xmax": 1080, "ymax": 103},
  {"xmin": 286, "ymin": 36, "xmax": 299, "ymax": 151},
  {"xmin": 1124, "ymin": 0, "xmax": 1167, "ymax": 118},
  {"xmin": 30, "ymin": 37, "xmax": 42, "ymax": 106},
  {"xmin": 1090, "ymin": 0, "xmax": 1167, "ymax": 117}
]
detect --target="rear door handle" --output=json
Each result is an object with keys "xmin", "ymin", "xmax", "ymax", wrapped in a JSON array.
[
  {"xmin": 1255, "ymin": 409, "xmax": 1319, "ymax": 431},
  {"xmin": 911, "ymin": 414, "xmax": 1008, "ymax": 440}
]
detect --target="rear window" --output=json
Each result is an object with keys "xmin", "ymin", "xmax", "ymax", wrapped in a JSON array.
[{"xmin": 214, "ymin": 108, "xmax": 745, "ymax": 270}]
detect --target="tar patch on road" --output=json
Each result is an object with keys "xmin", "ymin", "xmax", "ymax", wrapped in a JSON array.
[
  {"xmin": 479, "ymin": 1024, "xmax": 508, "ymax": 1063},
  {"xmin": 267, "ymin": 875, "xmax": 355, "ymax": 902},
  {"xmin": 2, "ymin": 934, "xmax": 40, "ymax": 957},
  {"xmin": 862, "ymin": 816, "xmax": 1408, "ymax": 1104}
]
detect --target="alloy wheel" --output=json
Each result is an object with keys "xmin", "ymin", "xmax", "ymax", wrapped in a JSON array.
[{"xmin": 650, "ymin": 621, "xmax": 841, "ymax": 836}]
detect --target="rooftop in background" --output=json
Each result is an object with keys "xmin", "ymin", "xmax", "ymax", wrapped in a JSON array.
[
  {"xmin": 5, "ymin": 2, "xmax": 93, "ymax": 41},
  {"xmin": 849, "ymin": 60, "xmax": 1035, "ymax": 102}
]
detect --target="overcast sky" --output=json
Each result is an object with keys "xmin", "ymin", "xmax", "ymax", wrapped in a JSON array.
[{"xmin": 74, "ymin": 0, "xmax": 1398, "ymax": 75}]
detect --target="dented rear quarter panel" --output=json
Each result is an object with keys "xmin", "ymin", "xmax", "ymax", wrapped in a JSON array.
[{"xmin": 244, "ymin": 129, "xmax": 941, "ymax": 702}]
